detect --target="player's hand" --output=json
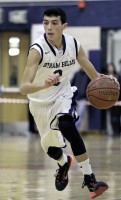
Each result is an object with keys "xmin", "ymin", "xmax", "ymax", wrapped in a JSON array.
[
  {"xmin": 44, "ymin": 73, "xmax": 60, "ymax": 88},
  {"xmin": 107, "ymin": 75, "xmax": 120, "ymax": 86},
  {"xmin": 99, "ymin": 74, "xmax": 120, "ymax": 87}
]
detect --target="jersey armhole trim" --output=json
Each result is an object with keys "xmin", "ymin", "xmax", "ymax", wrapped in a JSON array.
[
  {"xmin": 29, "ymin": 43, "xmax": 43, "ymax": 64},
  {"xmin": 73, "ymin": 38, "xmax": 78, "ymax": 58}
]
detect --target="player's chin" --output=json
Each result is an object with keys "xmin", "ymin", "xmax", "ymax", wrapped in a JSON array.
[{"xmin": 47, "ymin": 33, "xmax": 55, "ymax": 40}]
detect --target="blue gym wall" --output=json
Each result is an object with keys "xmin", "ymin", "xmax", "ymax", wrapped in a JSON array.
[{"xmin": 0, "ymin": 1, "xmax": 121, "ymax": 30}]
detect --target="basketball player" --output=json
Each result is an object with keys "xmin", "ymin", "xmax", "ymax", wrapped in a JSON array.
[{"xmin": 20, "ymin": 8, "xmax": 116, "ymax": 198}]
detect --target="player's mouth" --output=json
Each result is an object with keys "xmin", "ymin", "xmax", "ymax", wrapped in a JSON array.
[{"xmin": 47, "ymin": 32, "xmax": 54, "ymax": 36}]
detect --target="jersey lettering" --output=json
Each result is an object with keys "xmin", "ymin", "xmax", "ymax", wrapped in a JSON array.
[
  {"xmin": 43, "ymin": 59, "xmax": 75, "ymax": 69},
  {"xmin": 62, "ymin": 59, "xmax": 75, "ymax": 67}
]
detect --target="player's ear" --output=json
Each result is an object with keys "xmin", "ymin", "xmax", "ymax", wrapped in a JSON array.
[{"xmin": 63, "ymin": 23, "xmax": 68, "ymax": 30}]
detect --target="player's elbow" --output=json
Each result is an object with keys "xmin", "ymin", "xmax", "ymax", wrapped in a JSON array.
[{"xmin": 20, "ymin": 84, "xmax": 27, "ymax": 95}]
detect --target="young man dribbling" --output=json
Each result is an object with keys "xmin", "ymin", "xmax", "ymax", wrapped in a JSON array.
[{"xmin": 20, "ymin": 7, "xmax": 116, "ymax": 198}]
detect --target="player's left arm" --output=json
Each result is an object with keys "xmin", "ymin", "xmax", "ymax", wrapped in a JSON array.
[{"xmin": 77, "ymin": 45, "xmax": 100, "ymax": 80}]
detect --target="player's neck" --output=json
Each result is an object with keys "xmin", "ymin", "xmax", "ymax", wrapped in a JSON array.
[{"xmin": 48, "ymin": 38, "xmax": 63, "ymax": 50}]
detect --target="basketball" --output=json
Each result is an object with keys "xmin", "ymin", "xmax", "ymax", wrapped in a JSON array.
[{"xmin": 86, "ymin": 76, "xmax": 120, "ymax": 109}]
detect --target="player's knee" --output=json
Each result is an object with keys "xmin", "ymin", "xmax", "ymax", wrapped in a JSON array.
[{"xmin": 47, "ymin": 147, "xmax": 63, "ymax": 160}]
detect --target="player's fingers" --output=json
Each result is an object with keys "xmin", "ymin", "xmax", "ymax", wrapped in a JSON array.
[
  {"xmin": 106, "ymin": 74, "xmax": 117, "ymax": 82},
  {"xmin": 49, "ymin": 74, "xmax": 60, "ymax": 84},
  {"xmin": 99, "ymin": 74, "xmax": 120, "ymax": 87},
  {"xmin": 52, "ymin": 73, "xmax": 60, "ymax": 80},
  {"xmin": 54, "ymin": 73, "xmax": 60, "ymax": 77},
  {"xmin": 107, "ymin": 75, "xmax": 115, "ymax": 80},
  {"xmin": 116, "ymin": 80, "xmax": 120, "ymax": 87},
  {"xmin": 47, "ymin": 76, "xmax": 59, "ymax": 85},
  {"xmin": 107, "ymin": 75, "xmax": 120, "ymax": 88},
  {"xmin": 54, "ymin": 74, "xmax": 60, "ymax": 83},
  {"xmin": 45, "ymin": 79, "xmax": 53, "ymax": 86},
  {"xmin": 108, "ymin": 75, "xmax": 118, "ymax": 83}
]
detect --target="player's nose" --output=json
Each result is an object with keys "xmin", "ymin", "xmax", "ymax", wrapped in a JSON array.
[{"xmin": 48, "ymin": 23, "xmax": 52, "ymax": 29}]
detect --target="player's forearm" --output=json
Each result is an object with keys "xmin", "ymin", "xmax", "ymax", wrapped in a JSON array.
[
  {"xmin": 20, "ymin": 82, "xmax": 45, "ymax": 95},
  {"xmin": 86, "ymin": 65, "xmax": 99, "ymax": 80}
]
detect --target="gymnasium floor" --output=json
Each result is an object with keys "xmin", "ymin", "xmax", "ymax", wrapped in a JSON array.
[{"xmin": 0, "ymin": 133, "xmax": 120, "ymax": 200}]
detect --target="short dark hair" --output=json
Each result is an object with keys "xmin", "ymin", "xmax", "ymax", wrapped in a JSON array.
[{"xmin": 43, "ymin": 7, "xmax": 67, "ymax": 24}]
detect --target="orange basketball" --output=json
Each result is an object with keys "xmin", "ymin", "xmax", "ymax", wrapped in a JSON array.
[{"xmin": 86, "ymin": 76, "xmax": 120, "ymax": 109}]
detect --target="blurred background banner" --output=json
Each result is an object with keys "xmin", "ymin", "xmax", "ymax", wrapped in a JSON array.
[{"xmin": 0, "ymin": 1, "xmax": 121, "ymax": 29}]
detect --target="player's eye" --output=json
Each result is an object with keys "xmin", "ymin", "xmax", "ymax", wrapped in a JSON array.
[
  {"xmin": 52, "ymin": 22, "xmax": 58, "ymax": 25},
  {"xmin": 43, "ymin": 21, "xmax": 48, "ymax": 25}
]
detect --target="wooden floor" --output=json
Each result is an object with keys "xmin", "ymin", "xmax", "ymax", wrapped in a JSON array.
[{"xmin": 0, "ymin": 133, "xmax": 121, "ymax": 200}]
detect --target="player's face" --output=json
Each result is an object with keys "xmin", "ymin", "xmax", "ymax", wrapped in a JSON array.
[{"xmin": 43, "ymin": 16, "xmax": 67, "ymax": 44}]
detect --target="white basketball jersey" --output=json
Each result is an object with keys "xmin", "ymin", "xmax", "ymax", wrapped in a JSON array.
[{"xmin": 28, "ymin": 33, "xmax": 80, "ymax": 102}]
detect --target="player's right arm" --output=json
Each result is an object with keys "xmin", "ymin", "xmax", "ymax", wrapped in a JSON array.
[{"xmin": 20, "ymin": 49, "xmax": 60, "ymax": 95}]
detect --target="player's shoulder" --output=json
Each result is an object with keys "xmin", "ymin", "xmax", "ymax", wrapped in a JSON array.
[
  {"xmin": 63, "ymin": 33, "xmax": 80, "ymax": 46},
  {"xmin": 29, "ymin": 34, "xmax": 44, "ymax": 56},
  {"xmin": 30, "ymin": 34, "xmax": 45, "ymax": 52},
  {"xmin": 63, "ymin": 33, "xmax": 75, "ymax": 40}
]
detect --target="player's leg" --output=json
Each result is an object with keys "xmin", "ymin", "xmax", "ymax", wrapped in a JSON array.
[
  {"xmin": 47, "ymin": 146, "xmax": 74, "ymax": 191},
  {"xmin": 58, "ymin": 115, "xmax": 108, "ymax": 198},
  {"xmin": 40, "ymin": 132, "xmax": 74, "ymax": 191},
  {"xmin": 29, "ymin": 102, "xmax": 74, "ymax": 191}
]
